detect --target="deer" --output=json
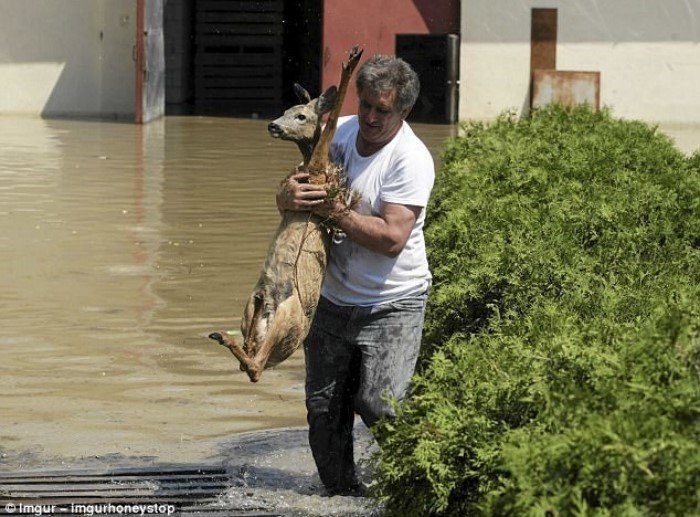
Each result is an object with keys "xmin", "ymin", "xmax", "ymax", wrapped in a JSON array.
[{"xmin": 209, "ymin": 46, "xmax": 363, "ymax": 382}]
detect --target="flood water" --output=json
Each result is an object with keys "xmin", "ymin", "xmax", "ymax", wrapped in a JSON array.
[{"xmin": 0, "ymin": 115, "xmax": 456, "ymax": 466}]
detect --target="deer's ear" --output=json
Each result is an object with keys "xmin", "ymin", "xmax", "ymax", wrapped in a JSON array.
[
  {"xmin": 294, "ymin": 83, "xmax": 312, "ymax": 104},
  {"xmin": 316, "ymin": 86, "xmax": 337, "ymax": 115}
]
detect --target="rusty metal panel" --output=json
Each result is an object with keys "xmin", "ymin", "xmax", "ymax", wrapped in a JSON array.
[
  {"xmin": 530, "ymin": 8, "xmax": 557, "ymax": 74},
  {"xmin": 531, "ymin": 70, "xmax": 601, "ymax": 110}
]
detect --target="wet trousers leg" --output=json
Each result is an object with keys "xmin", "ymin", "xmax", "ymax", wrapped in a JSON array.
[{"xmin": 303, "ymin": 294, "xmax": 427, "ymax": 493}]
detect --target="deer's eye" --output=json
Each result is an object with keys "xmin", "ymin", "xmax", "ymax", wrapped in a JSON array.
[{"xmin": 296, "ymin": 114, "xmax": 307, "ymax": 122}]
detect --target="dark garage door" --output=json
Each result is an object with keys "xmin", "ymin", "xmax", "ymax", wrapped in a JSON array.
[{"xmin": 194, "ymin": 0, "xmax": 284, "ymax": 116}]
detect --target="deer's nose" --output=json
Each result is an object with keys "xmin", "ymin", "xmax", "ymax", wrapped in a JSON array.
[{"xmin": 268, "ymin": 122, "xmax": 280, "ymax": 133}]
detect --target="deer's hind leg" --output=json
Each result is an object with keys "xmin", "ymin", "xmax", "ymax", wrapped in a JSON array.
[
  {"xmin": 209, "ymin": 290, "xmax": 260, "ymax": 373},
  {"xmin": 208, "ymin": 330, "xmax": 258, "ymax": 373},
  {"xmin": 238, "ymin": 294, "xmax": 306, "ymax": 382}
]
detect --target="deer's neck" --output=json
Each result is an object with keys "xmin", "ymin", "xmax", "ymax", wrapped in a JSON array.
[
  {"xmin": 297, "ymin": 139, "xmax": 314, "ymax": 167},
  {"xmin": 298, "ymin": 124, "xmax": 324, "ymax": 167}
]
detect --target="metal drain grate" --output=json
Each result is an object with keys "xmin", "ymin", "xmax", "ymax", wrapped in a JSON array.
[{"xmin": 0, "ymin": 465, "xmax": 280, "ymax": 516}]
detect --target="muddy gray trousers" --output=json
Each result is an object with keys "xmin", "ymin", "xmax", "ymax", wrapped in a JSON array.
[{"xmin": 303, "ymin": 292, "xmax": 428, "ymax": 493}]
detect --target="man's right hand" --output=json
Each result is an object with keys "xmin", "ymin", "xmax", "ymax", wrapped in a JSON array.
[{"xmin": 276, "ymin": 172, "xmax": 327, "ymax": 213}]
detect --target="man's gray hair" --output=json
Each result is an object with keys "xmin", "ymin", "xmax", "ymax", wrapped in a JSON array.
[{"xmin": 355, "ymin": 55, "xmax": 420, "ymax": 114}]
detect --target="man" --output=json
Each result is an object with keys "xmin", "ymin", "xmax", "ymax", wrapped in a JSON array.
[{"xmin": 277, "ymin": 54, "xmax": 435, "ymax": 495}]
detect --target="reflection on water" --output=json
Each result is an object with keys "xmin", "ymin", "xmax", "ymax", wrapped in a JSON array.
[{"xmin": 0, "ymin": 115, "xmax": 456, "ymax": 464}]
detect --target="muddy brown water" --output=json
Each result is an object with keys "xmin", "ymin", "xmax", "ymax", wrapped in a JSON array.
[{"xmin": 0, "ymin": 115, "xmax": 456, "ymax": 467}]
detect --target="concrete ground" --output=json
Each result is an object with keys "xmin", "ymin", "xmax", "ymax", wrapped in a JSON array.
[{"xmin": 209, "ymin": 423, "xmax": 381, "ymax": 516}]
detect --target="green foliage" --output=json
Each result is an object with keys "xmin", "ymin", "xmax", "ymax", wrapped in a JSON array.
[{"xmin": 373, "ymin": 105, "xmax": 700, "ymax": 516}]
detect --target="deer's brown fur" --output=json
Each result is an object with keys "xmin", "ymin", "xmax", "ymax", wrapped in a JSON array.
[{"xmin": 209, "ymin": 46, "xmax": 363, "ymax": 382}]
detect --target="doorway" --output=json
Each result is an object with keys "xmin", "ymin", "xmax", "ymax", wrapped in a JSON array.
[{"xmin": 164, "ymin": 0, "xmax": 322, "ymax": 117}]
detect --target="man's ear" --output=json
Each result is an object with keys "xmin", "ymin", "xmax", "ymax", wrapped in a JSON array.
[
  {"xmin": 315, "ymin": 86, "xmax": 338, "ymax": 115},
  {"xmin": 294, "ymin": 83, "xmax": 312, "ymax": 104}
]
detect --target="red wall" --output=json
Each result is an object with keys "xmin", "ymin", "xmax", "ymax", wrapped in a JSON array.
[{"xmin": 321, "ymin": 0, "xmax": 459, "ymax": 115}]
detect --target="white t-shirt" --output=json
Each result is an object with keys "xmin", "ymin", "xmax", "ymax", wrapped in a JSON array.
[{"xmin": 321, "ymin": 115, "xmax": 435, "ymax": 306}]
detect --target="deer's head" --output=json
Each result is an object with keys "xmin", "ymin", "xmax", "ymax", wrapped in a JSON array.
[{"xmin": 268, "ymin": 84, "xmax": 337, "ymax": 166}]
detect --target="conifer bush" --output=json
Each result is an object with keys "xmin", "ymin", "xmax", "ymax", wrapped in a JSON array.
[{"xmin": 374, "ymin": 106, "xmax": 699, "ymax": 516}]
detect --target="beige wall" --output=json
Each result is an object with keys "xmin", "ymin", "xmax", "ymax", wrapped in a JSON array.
[
  {"xmin": 460, "ymin": 0, "xmax": 700, "ymax": 123},
  {"xmin": 0, "ymin": 1, "xmax": 136, "ymax": 119}
]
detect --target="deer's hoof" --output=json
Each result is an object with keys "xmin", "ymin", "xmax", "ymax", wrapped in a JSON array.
[{"xmin": 209, "ymin": 332, "xmax": 224, "ymax": 344}]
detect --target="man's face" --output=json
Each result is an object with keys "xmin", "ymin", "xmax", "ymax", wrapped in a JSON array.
[{"xmin": 357, "ymin": 88, "xmax": 406, "ymax": 151}]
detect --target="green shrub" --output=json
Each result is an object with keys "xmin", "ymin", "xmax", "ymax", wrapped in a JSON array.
[{"xmin": 374, "ymin": 105, "xmax": 700, "ymax": 516}]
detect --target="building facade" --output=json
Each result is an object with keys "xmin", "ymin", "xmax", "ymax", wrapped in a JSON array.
[
  {"xmin": 460, "ymin": 0, "xmax": 700, "ymax": 123},
  {"xmin": 0, "ymin": 1, "xmax": 136, "ymax": 119},
  {"xmin": 1, "ymin": 1, "xmax": 698, "ymax": 124}
]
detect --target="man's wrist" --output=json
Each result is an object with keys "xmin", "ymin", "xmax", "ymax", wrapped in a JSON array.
[{"xmin": 327, "ymin": 203, "xmax": 351, "ymax": 223}]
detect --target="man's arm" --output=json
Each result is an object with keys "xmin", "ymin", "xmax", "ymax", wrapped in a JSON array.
[
  {"xmin": 323, "ymin": 200, "xmax": 419, "ymax": 258},
  {"xmin": 277, "ymin": 172, "xmax": 420, "ymax": 258}
]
